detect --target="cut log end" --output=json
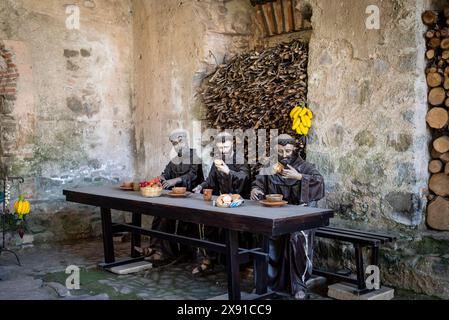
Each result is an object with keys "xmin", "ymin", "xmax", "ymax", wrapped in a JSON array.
[
  {"xmin": 429, "ymin": 87, "xmax": 446, "ymax": 105},
  {"xmin": 423, "ymin": 10, "xmax": 438, "ymax": 26},
  {"xmin": 441, "ymin": 152, "xmax": 449, "ymax": 163},
  {"xmin": 429, "ymin": 37, "xmax": 441, "ymax": 48},
  {"xmin": 426, "ymin": 107, "xmax": 449, "ymax": 129},
  {"xmin": 427, "ymin": 72, "xmax": 442, "ymax": 87},
  {"xmin": 429, "ymin": 159, "xmax": 443, "ymax": 173},
  {"xmin": 429, "ymin": 173, "xmax": 449, "ymax": 196},
  {"xmin": 434, "ymin": 136, "xmax": 449, "ymax": 153},
  {"xmin": 441, "ymin": 38, "xmax": 449, "ymax": 50},
  {"xmin": 427, "ymin": 196, "xmax": 449, "ymax": 231}
]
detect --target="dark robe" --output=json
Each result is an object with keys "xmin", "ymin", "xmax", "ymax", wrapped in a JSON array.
[
  {"xmin": 150, "ymin": 149, "xmax": 203, "ymax": 258},
  {"xmin": 200, "ymin": 162, "xmax": 251, "ymax": 198},
  {"xmin": 197, "ymin": 161, "xmax": 251, "ymax": 263},
  {"xmin": 252, "ymin": 156, "xmax": 325, "ymax": 295}
]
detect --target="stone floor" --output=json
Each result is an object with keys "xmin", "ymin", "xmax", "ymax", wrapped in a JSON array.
[{"xmin": 0, "ymin": 239, "xmax": 438, "ymax": 300}]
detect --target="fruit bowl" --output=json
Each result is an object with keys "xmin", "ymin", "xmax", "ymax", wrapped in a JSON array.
[{"xmin": 140, "ymin": 186, "xmax": 163, "ymax": 198}]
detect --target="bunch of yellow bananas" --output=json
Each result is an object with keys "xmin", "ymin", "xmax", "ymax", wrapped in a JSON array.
[
  {"xmin": 14, "ymin": 195, "xmax": 30, "ymax": 220},
  {"xmin": 290, "ymin": 103, "xmax": 313, "ymax": 135}
]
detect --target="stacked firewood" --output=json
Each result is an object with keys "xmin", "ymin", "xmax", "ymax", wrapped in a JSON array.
[
  {"xmin": 200, "ymin": 39, "xmax": 308, "ymax": 136},
  {"xmin": 423, "ymin": 8, "xmax": 449, "ymax": 231}
]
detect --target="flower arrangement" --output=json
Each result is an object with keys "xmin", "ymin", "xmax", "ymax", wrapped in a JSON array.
[{"xmin": 13, "ymin": 195, "xmax": 30, "ymax": 238}]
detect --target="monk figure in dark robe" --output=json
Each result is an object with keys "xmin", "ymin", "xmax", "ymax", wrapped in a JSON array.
[
  {"xmin": 251, "ymin": 134, "xmax": 325, "ymax": 299},
  {"xmin": 140, "ymin": 130, "xmax": 202, "ymax": 262},
  {"xmin": 192, "ymin": 132, "xmax": 251, "ymax": 274}
]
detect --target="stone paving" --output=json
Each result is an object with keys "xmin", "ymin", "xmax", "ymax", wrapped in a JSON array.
[
  {"xmin": 0, "ymin": 239, "xmax": 259, "ymax": 300},
  {"xmin": 0, "ymin": 239, "xmax": 438, "ymax": 300}
]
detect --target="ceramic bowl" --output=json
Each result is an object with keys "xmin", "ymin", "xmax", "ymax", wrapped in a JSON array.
[
  {"xmin": 172, "ymin": 187, "xmax": 187, "ymax": 194},
  {"xmin": 265, "ymin": 194, "xmax": 283, "ymax": 202}
]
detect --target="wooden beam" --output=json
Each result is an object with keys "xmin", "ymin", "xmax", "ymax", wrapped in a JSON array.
[
  {"xmin": 256, "ymin": 4, "xmax": 270, "ymax": 36},
  {"xmin": 262, "ymin": 3, "xmax": 276, "ymax": 35}
]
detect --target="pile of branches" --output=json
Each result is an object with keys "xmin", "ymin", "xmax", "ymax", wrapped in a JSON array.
[{"xmin": 200, "ymin": 39, "xmax": 308, "ymax": 138}]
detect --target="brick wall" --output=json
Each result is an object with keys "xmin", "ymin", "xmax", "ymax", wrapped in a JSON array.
[
  {"xmin": 0, "ymin": 42, "xmax": 18, "ymax": 159},
  {"xmin": 0, "ymin": 44, "xmax": 18, "ymax": 98}
]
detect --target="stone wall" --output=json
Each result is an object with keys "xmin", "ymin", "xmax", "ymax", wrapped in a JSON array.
[
  {"xmin": 305, "ymin": 0, "xmax": 449, "ymax": 298},
  {"xmin": 307, "ymin": 0, "xmax": 429, "ymax": 230},
  {"xmin": 0, "ymin": 0, "xmax": 135, "ymax": 242},
  {"xmin": 132, "ymin": 0, "xmax": 256, "ymax": 179}
]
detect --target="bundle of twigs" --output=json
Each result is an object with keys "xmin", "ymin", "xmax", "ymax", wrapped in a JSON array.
[{"xmin": 200, "ymin": 39, "xmax": 308, "ymax": 137}]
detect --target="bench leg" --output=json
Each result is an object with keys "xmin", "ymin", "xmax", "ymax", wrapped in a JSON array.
[
  {"xmin": 354, "ymin": 244, "xmax": 366, "ymax": 291},
  {"xmin": 371, "ymin": 245, "xmax": 379, "ymax": 266},
  {"xmin": 131, "ymin": 212, "xmax": 142, "ymax": 258},
  {"xmin": 101, "ymin": 207, "xmax": 115, "ymax": 263},
  {"xmin": 254, "ymin": 236, "xmax": 269, "ymax": 295},
  {"xmin": 225, "ymin": 229, "xmax": 241, "ymax": 300}
]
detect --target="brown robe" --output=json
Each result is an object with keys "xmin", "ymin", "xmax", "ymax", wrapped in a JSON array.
[
  {"xmin": 150, "ymin": 149, "xmax": 202, "ymax": 258},
  {"xmin": 198, "ymin": 161, "xmax": 252, "ymax": 262},
  {"xmin": 253, "ymin": 156, "xmax": 325, "ymax": 295}
]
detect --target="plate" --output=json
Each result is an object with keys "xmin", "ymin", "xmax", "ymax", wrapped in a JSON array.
[
  {"xmin": 119, "ymin": 185, "xmax": 134, "ymax": 191},
  {"xmin": 168, "ymin": 191, "xmax": 191, "ymax": 197},
  {"xmin": 260, "ymin": 200, "xmax": 288, "ymax": 207}
]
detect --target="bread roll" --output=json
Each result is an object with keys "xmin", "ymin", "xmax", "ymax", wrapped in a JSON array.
[
  {"xmin": 217, "ymin": 194, "xmax": 233, "ymax": 207},
  {"xmin": 231, "ymin": 194, "xmax": 241, "ymax": 201},
  {"xmin": 273, "ymin": 162, "xmax": 284, "ymax": 174}
]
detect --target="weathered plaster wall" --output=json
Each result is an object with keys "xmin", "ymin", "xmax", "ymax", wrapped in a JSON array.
[
  {"xmin": 0, "ymin": 0, "xmax": 134, "ymax": 242},
  {"xmin": 132, "ymin": 0, "xmax": 256, "ymax": 178}
]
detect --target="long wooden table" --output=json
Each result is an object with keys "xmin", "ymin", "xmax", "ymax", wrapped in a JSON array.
[{"xmin": 63, "ymin": 185, "xmax": 334, "ymax": 300}]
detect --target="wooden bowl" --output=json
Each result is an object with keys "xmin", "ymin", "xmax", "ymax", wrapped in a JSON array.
[
  {"xmin": 265, "ymin": 194, "xmax": 283, "ymax": 202},
  {"xmin": 140, "ymin": 186, "xmax": 162, "ymax": 197},
  {"xmin": 172, "ymin": 187, "xmax": 187, "ymax": 194},
  {"xmin": 122, "ymin": 181, "xmax": 133, "ymax": 188}
]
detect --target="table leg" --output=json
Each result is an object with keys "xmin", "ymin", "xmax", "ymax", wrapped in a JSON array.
[
  {"xmin": 254, "ymin": 236, "xmax": 269, "ymax": 294},
  {"xmin": 355, "ymin": 244, "xmax": 366, "ymax": 290},
  {"xmin": 100, "ymin": 207, "xmax": 115, "ymax": 263},
  {"xmin": 225, "ymin": 229, "xmax": 241, "ymax": 300},
  {"xmin": 131, "ymin": 212, "xmax": 142, "ymax": 258}
]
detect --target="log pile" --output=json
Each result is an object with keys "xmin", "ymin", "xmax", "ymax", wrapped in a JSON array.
[
  {"xmin": 200, "ymin": 39, "xmax": 308, "ymax": 136},
  {"xmin": 423, "ymin": 8, "xmax": 449, "ymax": 230}
]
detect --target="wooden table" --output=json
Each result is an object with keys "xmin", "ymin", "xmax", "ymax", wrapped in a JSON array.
[{"xmin": 63, "ymin": 185, "xmax": 333, "ymax": 300}]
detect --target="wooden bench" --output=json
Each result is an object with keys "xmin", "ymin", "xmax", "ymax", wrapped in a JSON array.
[{"xmin": 313, "ymin": 226, "xmax": 396, "ymax": 294}]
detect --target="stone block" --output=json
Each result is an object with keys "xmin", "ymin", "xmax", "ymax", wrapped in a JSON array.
[
  {"xmin": 108, "ymin": 261, "xmax": 153, "ymax": 275},
  {"xmin": 327, "ymin": 283, "xmax": 394, "ymax": 300}
]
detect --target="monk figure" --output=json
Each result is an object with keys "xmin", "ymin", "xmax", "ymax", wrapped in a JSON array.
[
  {"xmin": 251, "ymin": 134, "xmax": 325, "ymax": 299},
  {"xmin": 192, "ymin": 132, "xmax": 251, "ymax": 274},
  {"xmin": 139, "ymin": 130, "xmax": 202, "ymax": 262}
]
